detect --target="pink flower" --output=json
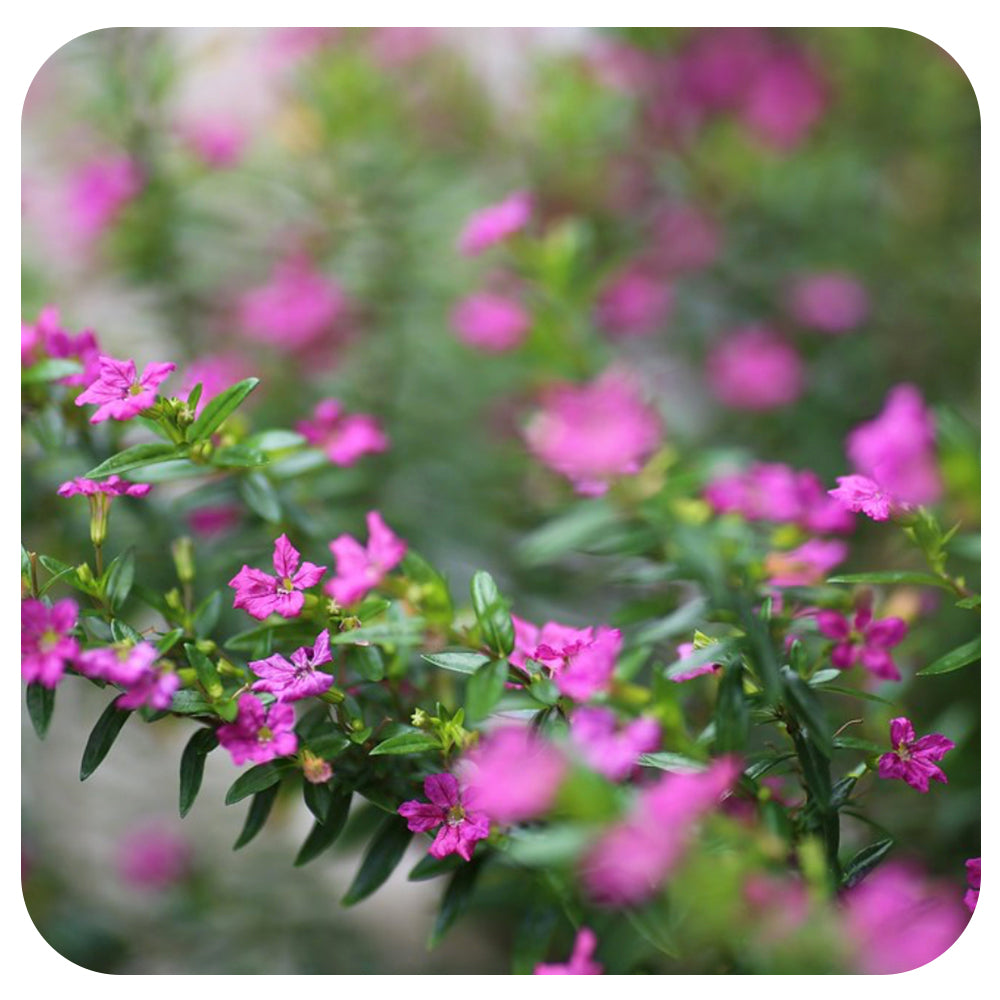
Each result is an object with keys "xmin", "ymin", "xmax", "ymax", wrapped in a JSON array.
[
  {"xmin": 75, "ymin": 640, "xmax": 178, "ymax": 710},
  {"xmin": 460, "ymin": 726, "xmax": 567, "ymax": 825},
  {"xmin": 74, "ymin": 355, "xmax": 176, "ymax": 424},
  {"xmin": 325, "ymin": 511, "xmax": 406, "ymax": 606},
  {"xmin": 296, "ymin": 399, "xmax": 388, "ymax": 466},
  {"xmin": 115, "ymin": 660, "xmax": 181, "ymax": 711},
  {"xmin": 552, "ymin": 627, "xmax": 622, "ymax": 701},
  {"xmin": 828, "ymin": 474, "xmax": 900, "ymax": 522},
  {"xmin": 188, "ymin": 504, "xmax": 242, "ymax": 537},
  {"xmin": 765, "ymin": 538, "xmax": 847, "ymax": 587},
  {"xmin": 21, "ymin": 599, "xmax": 79, "ymax": 688},
  {"xmin": 57, "ymin": 476, "xmax": 152, "ymax": 498},
  {"xmin": 180, "ymin": 354, "xmax": 250, "ymax": 417},
  {"xmin": 117, "ymin": 823, "xmax": 192, "ymax": 891},
  {"xmin": 370, "ymin": 27, "xmax": 437, "ymax": 67},
  {"xmin": 582, "ymin": 757, "xmax": 740, "ymax": 905},
  {"xmin": 457, "ymin": 191, "xmax": 532, "ymax": 255},
  {"xmin": 180, "ymin": 117, "xmax": 246, "ymax": 168},
  {"xmin": 965, "ymin": 857, "xmax": 980, "ymax": 913},
  {"xmin": 846, "ymin": 384, "xmax": 942, "ymax": 505},
  {"xmin": 217, "ymin": 693, "xmax": 299, "ymax": 766},
  {"xmin": 741, "ymin": 50, "xmax": 827, "ymax": 151},
  {"xmin": 707, "ymin": 325, "xmax": 804, "ymax": 411},
  {"xmin": 816, "ymin": 604, "xmax": 908, "ymax": 680},
  {"xmin": 787, "ymin": 272, "xmax": 868, "ymax": 333},
  {"xmin": 676, "ymin": 28, "xmax": 771, "ymax": 113},
  {"xmin": 525, "ymin": 369, "xmax": 662, "ymax": 496},
  {"xmin": 569, "ymin": 707, "xmax": 660, "ymax": 781},
  {"xmin": 878, "ymin": 717, "xmax": 954, "ymax": 793},
  {"xmin": 238, "ymin": 256, "xmax": 346, "ymax": 349},
  {"xmin": 647, "ymin": 202, "xmax": 721, "ymax": 274},
  {"xmin": 451, "ymin": 293, "xmax": 530, "ymax": 352},
  {"xmin": 67, "ymin": 154, "xmax": 142, "ymax": 237},
  {"xmin": 250, "ymin": 630, "xmax": 335, "ymax": 701},
  {"xmin": 535, "ymin": 928, "xmax": 603, "ymax": 975},
  {"xmin": 842, "ymin": 862, "xmax": 969, "ymax": 974},
  {"xmin": 229, "ymin": 534, "xmax": 327, "ymax": 621},
  {"xmin": 595, "ymin": 267, "xmax": 673, "ymax": 339},
  {"xmin": 398, "ymin": 773, "xmax": 490, "ymax": 861},
  {"xmin": 22, "ymin": 305, "xmax": 102, "ymax": 385},
  {"xmin": 671, "ymin": 642, "xmax": 722, "ymax": 683}
]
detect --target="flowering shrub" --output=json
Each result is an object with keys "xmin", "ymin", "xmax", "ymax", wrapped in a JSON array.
[{"xmin": 22, "ymin": 27, "xmax": 978, "ymax": 975}]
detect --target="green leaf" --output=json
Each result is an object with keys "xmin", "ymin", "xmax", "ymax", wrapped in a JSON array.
[
  {"xmin": 26, "ymin": 683, "xmax": 56, "ymax": 739},
  {"xmin": 810, "ymin": 683, "xmax": 896, "ymax": 706},
  {"xmin": 781, "ymin": 667, "xmax": 832, "ymax": 758},
  {"xmin": 714, "ymin": 662, "xmax": 749, "ymax": 755},
  {"xmin": 157, "ymin": 628, "xmax": 185, "ymax": 655},
  {"xmin": 827, "ymin": 571, "xmax": 949, "ymax": 589},
  {"xmin": 341, "ymin": 815, "xmax": 413, "ymax": 906},
  {"xmin": 470, "ymin": 570, "xmax": 514, "ymax": 656},
  {"xmin": 85, "ymin": 442, "xmax": 187, "ymax": 479},
  {"xmin": 179, "ymin": 727, "xmax": 219, "ymax": 817},
  {"xmin": 239, "ymin": 472, "xmax": 282, "ymax": 523},
  {"xmin": 842, "ymin": 837, "xmax": 895, "ymax": 888},
  {"xmin": 663, "ymin": 638, "xmax": 736, "ymax": 680},
  {"xmin": 369, "ymin": 730, "xmax": 440, "ymax": 756},
  {"xmin": 307, "ymin": 732, "xmax": 352, "ymax": 759},
  {"xmin": 225, "ymin": 761, "xmax": 286, "ymax": 805},
  {"xmin": 350, "ymin": 644, "xmax": 385, "ymax": 682},
  {"xmin": 634, "ymin": 598, "xmax": 708, "ymax": 645},
  {"xmin": 624, "ymin": 905, "xmax": 680, "ymax": 959},
  {"xmin": 244, "ymin": 429, "xmax": 306, "ymax": 452},
  {"xmin": 38, "ymin": 555, "xmax": 98, "ymax": 596},
  {"xmin": 916, "ymin": 636, "xmax": 981, "ymax": 676},
  {"xmin": 303, "ymin": 780, "xmax": 333, "ymax": 823},
  {"xmin": 955, "ymin": 595, "xmax": 981, "ymax": 609},
  {"xmin": 808, "ymin": 668, "xmax": 842, "ymax": 686},
  {"xmin": 517, "ymin": 499, "xmax": 617, "ymax": 565},
  {"xmin": 192, "ymin": 591, "xmax": 223, "ymax": 639},
  {"xmin": 169, "ymin": 689, "xmax": 214, "ymax": 715},
  {"xmin": 399, "ymin": 551, "xmax": 453, "ymax": 623},
  {"xmin": 329, "ymin": 621, "xmax": 425, "ymax": 647},
  {"xmin": 421, "ymin": 651, "xmax": 491, "ymax": 675},
  {"xmin": 21, "ymin": 357, "xmax": 83, "ymax": 383},
  {"xmin": 80, "ymin": 700, "xmax": 132, "ymax": 780},
  {"xmin": 110, "ymin": 619, "xmax": 143, "ymax": 644},
  {"xmin": 465, "ymin": 658, "xmax": 509, "ymax": 723},
  {"xmin": 638, "ymin": 752, "xmax": 708, "ymax": 774},
  {"xmin": 429, "ymin": 858, "xmax": 482, "ymax": 949},
  {"xmin": 408, "ymin": 852, "xmax": 463, "ymax": 882},
  {"xmin": 184, "ymin": 643, "xmax": 222, "ymax": 696},
  {"xmin": 294, "ymin": 790, "xmax": 352, "ymax": 866},
  {"xmin": 506, "ymin": 824, "xmax": 596, "ymax": 865},
  {"xmin": 510, "ymin": 904, "xmax": 559, "ymax": 974},
  {"xmin": 212, "ymin": 444, "xmax": 267, "ymax": 468},
  {"xmin": 833, "ymin": 735, "xmax": 883, "ymax": 754},
  {"xmin": 104, "ymin": 548, "xmax": 135, "ymax": 612},
  {"xmin": 233, "ymin": 784, "xmax": 281, "ymax": 850},
  {"xmin": 187, "ymin": 377, "xmax": 260, "ymax": 442},
  {"xmin": 133, "ymin": 459, "xmax": 205, "ymax": 482}
]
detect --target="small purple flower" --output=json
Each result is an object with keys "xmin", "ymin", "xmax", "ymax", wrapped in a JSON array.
[
  {"xmin": 671, "ymin": 642, "xmax": 722, "ymax": 683},
  {"xmin": 57, "ymin": 475, "xmax": 152, "ymax": 498},
  {"xmin": 179, "ymin": 117, "xmax": 246, "ymax": 168},
  {"xmin": 117, "ymin": 823, "xmax": 192, "ymax": 891},
  {"xmin": 68, "ymin": 154, "xmax": 142, "ymax": 238},
  {"xmin": 77, "ymin": 640, "xmax": 160, "ymax": 686},
  {"xmin": 115, "ymin": 661, "xmax": 181, "ymax": 712},
  {"xmin": 787, "ymin": 271, "xmax": 868, "ymax": 334},
  {"xmin": 296, "ymin": 399, "xmax": 388, "ymax": 466},
  {"xmin": 326, "ymin": 511, "xmax": 407, "ymax": 606},
  {"xmin": 595, "ymin": 267, "xmax": 673, "ymax": 339},
  {"xmin": 217, "ymin": 693, "xmax": 299, "ymax": 766},
  {"xmin": 21, "ymin": 598, "xmax": 79, "ymax": 688},
  {"xmin": 828, "ymin": 474, "xmax": 901, "ymax": 522},
  {"xmin": 457, "ymin": 190, "xmax": 532, "ymax": 255},
  {"xmin": 535, "ymin": 928, "xmax": 603, "ymax": 975},
  {"xmin": 552, "ymin": 627, "xmax": 622, "ymax": 702},
  {"xmin": 707, "ymin": 325, "xmax": 804, "ymax": 412},
  {"xmin": 816, "ymin": 604, "xmax": 908, "ymax": 680},
  {"xmin": 229, "ymin": 534, "xmax": 327, "ymax": 621},
  {"xmin": 740, "ymin": 49, "xmax": 826, "ymax": 151},
  {"xmin": 451, "ymin": 292, "xmax": 531, "ymax": 352},
  {"xmin": 398, "ymin": 773, "xmax": 490, "ymax": 861},
  {"xmin": 250, "ymin": 630, "xmax": 335, "ymax": 702},
  {"xmin": 569, "ymin": 707, "xmax": 660, "ymax": 781},
  {"xmin": 878, "ymin": 717, "xmax": 954, "ymax": 793},
  {"xmin": 965, "ymin": 857, "xmax": 980, "ymax": 913},
  {"xmin": 74, "ymin": 355, "xmax": 176, "ymax": 424}
]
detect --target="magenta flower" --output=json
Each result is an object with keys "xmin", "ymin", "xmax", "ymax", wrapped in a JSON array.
[
  {"xmin": 179, "ymin": 117, "xmax": 246, "ymax": 168},
  {"xmin": 188, "ymin": 504, "xmax": 242, "ymax": 537},
  {"xmin": 787, "ymin": 271, "xmax": 868, "ymax": 334},
  {"xmin": 595, "ymin": 267, "xmax": 674, "ymax": 339},
  {"xmin": 828, "ymin": 474, "xmax": 900, "ymax": 522},
  {"xmin": 21, "ymin": 599, "xmax": 79, "ymax": 688},
  {"xmin": 509, "ymin": 616, "xmax": 592, "ymax": 671},
  {"xmin": 765, "ymin": 538, "xmax": 847, "ymax": 587},
  {"xmin": 67, "ymin": 154, "xmax": 142, "ymax": 238},
  {"xmin": 457, "ymin": 190, "xmax": 532, "ymax": 255},
  {"xmin": 569, "ymin": 707, "xmax": 660, "ymax": 781},
  {"xmin": 707, "ymin": 325, "xmax": 804, "ymax": 411},
  {"xmin": 325, "ymin": 511, "xmax": 407, "ymax": 606},
  {"xmin": 117, "ymin": 823, "xmax": 192, "ymax": 891},
  {"xmin": 535, "ymin": 928, "xmax": 603, "ymax": 975},
  {"xmin": 180, "ymin": 354, "xmax": 250, "ymax": 417},
  {"xmin": 229, "ymin": 534, "xmax": 327, "ymax": 621},
  {"xmin": 250, "ymin": 630, "xmax": 335, "ymax": 702},
  {"xmin": 676, "ymin": 28, "xmax": 771, "ymax": 113},
  {"xmin": 451, "ymin": 292, "xmax": 531, "ymax": 352},
  {"xmin": 965, "ymin": 857, "xmax": 980, "ymax": 913},
  {"xmin": 816, "ymin": 604, "xmax": 908, "ymax": 680},
  {"xmin": 217, "ymin": 693, "xmax": 299, "ymax": 766},
  {"xmin": 842, "ymin": 862, "xmax": 969, "ymax": 974},
  {"xmin": 57, "ymin": 475, "xmax": 152, "ymax": 499},
  {"xmin": 741, "ymin": 50, "xmax": 826, "ymax": 150},
  {"xmin": 552, "ymin": 627, "xmax": 622, "ymax": 701},
  {"xmin": 115, "ymin": 661, "xmax": 181, "ymax": 712},
  {"xmin": 77, "ymin": 640, "xmax": 158, "ymax": 685},
  {"xmin": 22, "ymin": 305, "xmax": 102, "ymax": 385},
  {"xmin": 846, "ymin": 384, "xmax": 941, "ymax": 505},
  {"xmin": 525, "ymin": 369, "xmax": 662, "ymax": 496},
  {"xmin": 878, "ymin": 717, "xmax": 954, "ymax": 793},
  {"xmin": 296, "ymin": 399, "xmax": 388, "ymax": 466},
  {"xmin": 398, "ymin": 773, "xmax": 490, "ymax": 861},
  {"xmin": 460, "ymin": 726, "xmax": 567, "ymax": 825},
  {"xmin": 74, "ymin": 355, "xmax": 176, "ymax": 424},
  {"xmin": 238, "ymin": 256, "xmax": 346, "ymax": 349},
  {"xmin": 671, "ymin": 642, "xmax": 722, "ymax": 683}
]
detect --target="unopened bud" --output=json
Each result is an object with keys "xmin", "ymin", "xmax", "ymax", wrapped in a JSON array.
[
  {"xmin": 301, "ymin": 751, "xmax": 333, "ymax": 785},
  {"xmin": 171, "ymin": 536, "xmax": 196, "ymax": 583}
]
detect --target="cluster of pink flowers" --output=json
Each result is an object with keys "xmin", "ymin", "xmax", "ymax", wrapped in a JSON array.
[
  {"xmin": 296, "ymin": 399, "xmax": 388, "ymax": 466},
  {"xmin": 77, "ymin": 641, "xmax": 180, "ymax": 711},
  {"xmin": 217, "ymin": 693, "xmax": 299, "ymax": 766},
  {"xmin": 524, "ymin": 369, "xmax": 662, "ymax": 496},
  {"xmin": 786, "ymin": 271, "xmax": 869, "ymax": 334},
  {"xmin": 450, "ymin": 292, "xmax": 531, "ymax": 352},
  {"xmin": 326, "ymin": 511, "xmax": 407, "ymax": 606},
  {"xmin": 594, "ymin": 265, "xmax": 674, "ymax": 339},
  {"xmin": 705, "ymin": 461, "xmax": 854, "ymax": 534},
  {"xmin": 877, "ymin": 717, "xmax": 954, "ymax": 793},
  {"xmin": 21, "ymin": 305, "xmax": 102, "ymax": 385},
  {"xmin": 816, "ymin": 600, "xmax": 908, "ymax": 680},
  {"xmin": 534, "ymin": 928, "xmax": 603, "ymax": 975},
  {"xmin": 67, "ymin": 153, "xmax": 143, "ymax": 238},
  {"xmin": 21, "ymin": 599, "xmax": 80, "ymax": 688},
  {"xmin": 707, "ymin": 325, "xmax": 804, "ymax": 412},
  {"xmin": 398, "ymin": 772, "xmax": 490, "ymax": 861},
  {"xmin": 568, "ymin": 707, "xmax": 660, "ymax": 781},
  {"xmin": 57, "ymin": 476, "xmax": 152, "ymax": 499},
  {"xmin": 249, "ymin": 629, "xmax": 335, "ymax": 701},
  {"xmin": 75, "ymin": 355, "xmax": 176, "ymax": 424},
  {"xmin": 457, "ymin": 190, "xmax": 532, "ymax": 255},
  {"xmin": 229, "ymin": 534, "xmax": 327, "ymax": 621}
]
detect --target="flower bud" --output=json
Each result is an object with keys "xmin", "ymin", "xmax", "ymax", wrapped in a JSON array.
[{"xmin": 171, "ymin": 536, "xmax": 196, "ymax": 583}]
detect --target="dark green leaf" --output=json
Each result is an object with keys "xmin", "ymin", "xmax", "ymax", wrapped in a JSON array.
[
  {"xmin": 827, "ymin": 571, "xmax": 949, "ymax": 589},
  {"xmin": 465, "ymin": 658, "xmax": 508, "ymax": 723},
  {"xmin": 624, "ymin": 905, "xmax": 680, "ymax": 959},
  {"xmin": 295, "ymin": 790, "xmax": 352, "ymax": 866},
  {"xmin": 225, "ymin": 761, "xmax": 285, "ymax": 805},
  {"xmin": 421, "ymin": 651, "xmax": 491, "ymax": 675},
  {"xmin": 429, "ymin": 858, "xmax": 482, "ymax": 948},
  {"xmin": 663, "ymin": 639, "xmax": 736, "ymax": 680},
  {"xmin": 80, "ymin": 701, "xmax": 132, "ymax": 780},
  {"xmin": 104, "ymin": 548, "xmax": 135, "ymax": 612},
  {"xmin": 184, "ymin": 643, "xmax": 221, "ymax": 695},
  {"xmin": 341, "ymin": 815, "xmax": 413, "ymax": 906},
  {"xmin": 916, "ymin": 636, "xmax": 981, "ymax": 676},
  {"xmin": 638, "ymin": 752, "xmax": 708, "ymax": 773},
  {"xmin": 833, "ymin": 735, "xmax": 883, "ymax": 754},
  {"xmin": 714, "ymin": 662, "xmax": 749, "ymax": 754},
  {"xmin": 470, "ymin": 570, "xmax": 514, "ymax": 656},
  {"xmin": 239, "ymin": 472, "xmax": 282, "ymax": 523},
  {"xmin": 811, "ymin": 683, "xmax": 896, "ymax": 706},
  {"xmin": 781, "ymin": 666, "xmax": 832, "ymax": 758},
  {"xmin": 21, "ymin": 357, "xmax": 83, "ymax": 383},
  {"xmin": 169, "ymin": 689, "xmax": 214, "ymax": 715},
  {"xmin": 510, "ymin": 904, "xmax": 559, "ymax": 974},
  {"xmin": 740, "ymin": 604, "xmax": 781, "ymax": 702},
  {"xmin": 110, "ymin": 619, "xmax": 143, "ymax": 644},
  {"xmin": 303, "ymin": 780, "xmax": 333, "ymax": 823},
  {"xmin": 842, "ymin": 838, "xmax": 895, "ymax": 888},
  {"xmin": 329, "ymin": 621, "xmax": 425, "ymax": 647},
  {"xmin": 85, "ymin": 442, "xmax": 187, "ymax": 479},
  {"xmin": 187, "ymin": 377, "xmax": 260, "ymax": 442},
  {"xmin": 350, "ymin": 644, "xmax": 385, "ymax": 681},
  {"xmin": 233, "ymin": 783, "xmax": 281, "ymax": 850},
  {"xmin": 26, "ymin": 683, "xmax": 56, "ymax": 739},
  {"xmin": 157, "ymin": 628, "xmax": 185, "ymax": 654},
  {"xmin": 179, "ymin": 727, "xmax": 219, "ymax": 817},
  {"xmin": 369, "ymin": 730, "xmax": 440, "ymax": 756},
  {"xmin": 790, "ymin": 729, "xmax": 832, "ymax": 812},
  {"xmin": 955, "ymin": 595, "xmax": 981, "ymax": 609},
  {"xmin": 307, "ymin": 732, "xmax": 352, "ymax": 759},
  {"xmin": 192, "ymin": 591, "xmax": 222, "ymax": 639},
  {"xmin": 408, "ymin": 852, "xmax": 463, "ymax": 882}
]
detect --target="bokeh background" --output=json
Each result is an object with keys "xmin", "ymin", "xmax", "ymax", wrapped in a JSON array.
[{"xmin": 21, "ymin": 27, "xmax": 979, "ymax": 974}]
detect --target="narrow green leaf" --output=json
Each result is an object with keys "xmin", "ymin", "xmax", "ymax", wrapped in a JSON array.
[
  {"xmin": 80, "ymin": 701, "xmax": 132, "ymax": 780},
  {"xmin": 184, "ymin": 643, "xmax": 221, "ymax": 695},
  {"xmin": 955, "ymin": 595, "xmax": 981, "ymax": 609},
  {"xmin": 510, "ymin": 904, "xmax": 559, "ymax": 974},
  {"xmin": 781, "ymin": 667, "xmax": 832, "ymax": 758},
  {"xmin": 245, "ymin": 429, "xmax": 306, "ymax": 452},
  {"xmin": 808, "ymin": 668, "xmax": 842, "ymax": 686},
  {"xmin": 341, "ymin": 815, "xmax": 413, "ymax": 906},
  {"xmin": 833, "ymin": 735, "xmax": 883, "ymax": 754},
  {"xmin": 634, "ymin": 598, "xmax": 708, "ymax": 645},
  {"xmin": 408, "ymin": 852, "xmax": 463, "ymax": 882},
  {"xmin": 714, "ymin": 662, "xmax": 749, "ymax": 754},
  {"xmin": 638, "ymin": 752, "xmax": 708, "ymax": 774},
  {"xmin": 429, "ymin": 859, "xmax": 482, "ymax": 949},
  {"xmin": 295, "ymin": 790, "xmax": 352, "ymax": 866},
  {"xmin": 303, "ymin": 780, "xmax": 333, "ymax": 823},
  {"xmin": 26, "ymin": 683, "xmax": 56, "ymax": 739},
  {"xmin": 842, "ymin": 838, "xmax": 895, "ymax": 888},
  {"xmin": 85, "ymin": 442, "xmax": 186, "ymax": 479},
  {"xmin": 470, "ymin": 570, "xmax": 514, "ymax": 656},
  {"xmin": 233, "ymin": 783, "xmax": 281, "ymax": 850},
  {"xmin": 225, "ymin": 761, "xmax": 285, "ymax": 805},
  {"xmin": 157, "ymin": 628, "xmax": 185, "ymax": 655},
  {"xmin": 307, "ymin": 732, "xmax": 352, "ymax": 759},
  {"xmin": 187, "ymin": 377, "xmax": 260, "ymax": 442},
  {"xmin": 810, "ymin": 683, "xmax": 896, "ymax": 706},
  {"xmin": 329, "ymin": 621, "xmax": 425, "ymax": 647},
  {"xmin": 465, "ymin": 658, "xmax": 508, "ymax": 723},
  {"xmin": 916, "ymin": 636, "xmax": 981, "ymax": 676},
  {"xmin": 351, "ymin": 644, "xmax": 385, "ymax": 682},
  {"xmin": 179, "ymin": 727, "xmax": 219, "ymax": 817},
  {"xmin": 192, "ymin": 590, "xmax": 222, "ymax": 639},
  {"xmin": 105, "ymin": 548, "xmax": 135, "ymax": 612},
  {"xmin": 369, "ymin": 730, "xmax": 440, "ymax": 756},
  {"xmin": 169, "ymin": 689, "xmax": 214, "ymax": 715},
  {"xmin": 517, "ymin": 499, "xmax": 616, "ymax": 566},
  {"xmin": 663, "ymin": 638, "xmax": 736, "ymax": 680},
  {"xmin": 110, "ymin": 619, "xmax": 143, "ymax": 644},
  {"xmin": 238, "ymin": 472, "xmax": 282, "ymax": 523},
  {"xmin": 421, "ymin": 651, "xmax": 491, "ymax": 675},
  {"xmin": 827, "ymin": 571, "xmax": 949, "ymax": 589},
  {"xmin": 624, "ymin": 905, "xmax": 680, "ymax": 959},
  {"xmin": 212, "ymin": 444, "xmax": 267, "ymax": 468}
]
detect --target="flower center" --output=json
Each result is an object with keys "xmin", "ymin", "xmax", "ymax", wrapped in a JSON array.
[
  {"xmin": 896, "ymin": 744, "xmax": 911, "ymax": 761},
  {"xmin": 445, "ymin": 803, "xmax": 466, "ymax": 826},
  {"xmin": 281, "ymin": 577, "xmax": 295, "ymax": 592},
  {"xmin": 39, "ymin": 628, "xmax": 60, "ymax": 651},
  {"xmin": 128, "ymin": 381, "xmax": 144, "ymax": 396},
  {"xmin": 257, "ymin": 725, "xmax": 274, "ymax": 744}
]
